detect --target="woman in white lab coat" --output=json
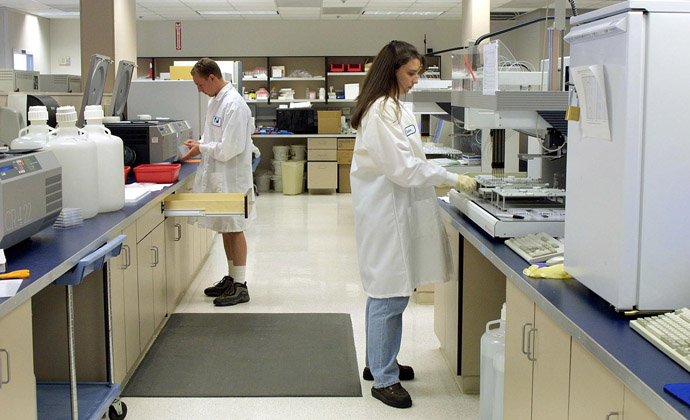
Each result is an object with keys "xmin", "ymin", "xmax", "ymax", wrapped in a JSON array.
[{"xmin": 350, "ymin": 40, "xmax": 476, "ymax": 409}]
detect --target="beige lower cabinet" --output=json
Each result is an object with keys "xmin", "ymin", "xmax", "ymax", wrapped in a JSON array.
[
  {"xmin": 136, "ymin": 221, "xmax": 167, "ymax": 350},
  {"xmin": 506, "ymin": 279, "xmax": 662, "ymax": 420},
  {"xmin": 435, "ymin": 215, "xmax": 505, "ymax": 393},
  {"xmin": 0, "ymin": 300, "xmax": 37, "ymax": 420},
  {"xmin": 504, "ymin": 279, "xmax": 571, "ymax": 420},
  {"xmin": 165, "ymin": 217, "xmax": 187, "ymax": 312}
]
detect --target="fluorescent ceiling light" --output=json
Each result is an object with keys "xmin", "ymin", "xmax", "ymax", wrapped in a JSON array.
[
  {"xmin": 196, "ymin": 10, "xmax": 279, "ymax": 15},
  {"xmin": 35, "ymin": 11, "xmax": 80, "ymax": 17},
  {"xmin": 363, "ymin": 11, "xmax": 444, "ymax": 16}
]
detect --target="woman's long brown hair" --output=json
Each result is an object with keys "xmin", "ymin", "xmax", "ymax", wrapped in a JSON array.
[{"xmin": 350, "ymin": 40, "xmax": 426, "ymax": 130}]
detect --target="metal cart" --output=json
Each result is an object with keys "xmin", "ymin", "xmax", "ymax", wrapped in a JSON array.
[{"xmin": 36, "ymin": 235, "xmax": 128, "ymax": 420}]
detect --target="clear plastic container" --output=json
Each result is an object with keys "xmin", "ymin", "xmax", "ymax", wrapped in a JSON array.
[
  {"xmin": 44, "ymin": 106, "xmax": 99, "ymax": 219},
  {"xmin": 10, "ymin": 106, "xmax": 55, "ymax": 150},
  {"xmin": 83, "ymin": 105, "xmax": 125, "ymax": 213},
  {"xmin": 480, "ymin": 303, "xmax": 506, "ymax": 420}
]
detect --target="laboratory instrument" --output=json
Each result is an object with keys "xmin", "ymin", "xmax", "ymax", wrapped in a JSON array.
[
  {"xmin": 449, "ymin": 175, "xmax": 565, "ymax": 238},
  {"xmin": 505, "ymin": 232, "xmax": 565, "ymax": 263},
  {"xmin": 564, "ymin": 0, "xmax": 690, "ymax": 311},
  {"xmin": 105, "ymin": 121, "xmax": 179, "ymax": 167},
  {"xmin": 0, "ymin": 149, "xmax": 62, "ymax": 249},
  {"xmin": 38, "ymin": 74, "xmax": 82, "ymax": 93},
  {"xmin": 0, "ymin": 69, "xmax": 39, "ymax": 92},
  {"xmin": 630, "ymin": 308, "xmax": 690, "ymax": 372}
]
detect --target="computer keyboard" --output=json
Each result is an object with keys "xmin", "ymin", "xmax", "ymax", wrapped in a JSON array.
[
  {"xmin": 505, "ymin": 232, "xmax": 565, "ymax": 263},
  {"xmin": 630, "ymin": 308, "xmax": 690, "ymax": 372}
]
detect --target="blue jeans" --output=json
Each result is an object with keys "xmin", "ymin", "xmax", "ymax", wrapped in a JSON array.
[{"xmin": 365, "ymin": 296, "xmax": 410, "ymax": 388}]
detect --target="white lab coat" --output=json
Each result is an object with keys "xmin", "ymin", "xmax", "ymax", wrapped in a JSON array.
[
  {"xmin": 351, "ymin": 97, "xmax": 458, "ymax": 298},
  {"xmin": 193, "ymin": 83, "xmax": 256, "ymax": 232}
]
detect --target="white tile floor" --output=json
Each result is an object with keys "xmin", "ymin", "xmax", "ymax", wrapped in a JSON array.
[{"xmin": 122, "ymin": 192, "xmax": 479, "ymax": 419}]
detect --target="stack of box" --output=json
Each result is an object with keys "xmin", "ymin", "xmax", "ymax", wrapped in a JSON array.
[{"xmin": 337, "ymin": 138, "xmax": 354, "ymax": 193}]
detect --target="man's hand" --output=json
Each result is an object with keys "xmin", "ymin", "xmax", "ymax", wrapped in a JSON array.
[{"xmin": 180, "ymin": 139, "xmax": 201, "ymax": 160}]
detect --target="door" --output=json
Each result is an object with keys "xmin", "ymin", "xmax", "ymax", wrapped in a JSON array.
[{"xmin": 504, "ymin": 279, "xmax": 535, "ymax": 420}]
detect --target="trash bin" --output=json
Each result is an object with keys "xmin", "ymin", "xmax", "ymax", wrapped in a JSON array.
[
  {"xmin": 281, "ymin": 160, "xmax": 305, "ymax": 195},
  {"xmin": 256, "ymin": 172, "xmax": 271, "ymax": 192}
]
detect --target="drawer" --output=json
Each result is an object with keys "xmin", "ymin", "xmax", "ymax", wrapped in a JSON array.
[
  {"xmin": 307, "ymin": 137, "xmax": 337, "ymax": 150},
  {"xmin": 307, "ymin": 162, "xmax": 338, "ymax": 189},
  {"xmin": 337, "ymin": 138, "xmax": 355, "ymax": 150},
  {"xmin": 163, "ymin": 191, "xmax": 250, "ymax": 218},
  {"xmin": 308, "ymin": 149, "xmax": 337, "ymax": 161},
  {"xmin": 337, "ymin": 150, "xmax": 353, "ymax": 165},
  {"xmin": 137, "ymin": 205, "xmax": 164, "ymax": 243}
]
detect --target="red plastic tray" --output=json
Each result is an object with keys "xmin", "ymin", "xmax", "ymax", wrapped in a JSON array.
[
  {"xmin": 124, "ymin": 166, "xmax": 131, "ymax": 182},
  {"xmin": 133, "ymin": 164, "xmax": 181, "ymax": 183},
  {"xmin": 347, "ymin": 64, "xmax": 362, "ymax": 72},
  {"xmin": 329, "ymin": 64, "xmax": 345, "ymax": 72}
]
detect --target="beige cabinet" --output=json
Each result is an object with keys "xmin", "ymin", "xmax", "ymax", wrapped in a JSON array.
[
  {"xmin": 109, "ymin": 223, "xmax": 139, "ymax": 381},
  {"xmin": 504, "ymin": 279, "xmax": 571, "ymax": 420},
  {"xmin": 165, "ymin": 217, "xmax": 187, "ymax": 312},
  {"xmin": 505, "ymin": 280, "xmax": 662, "ymax": 420},
  {"xmin": 136, "ymin": 221, "xmax": 166, "ymax": 350},
  {"xmin": 435, "ymin": 215, "xmax": 505, "ymax": 393},
  {"xmin": 0, "ymin": 301, "xmax": 37, "ymax": 420}
]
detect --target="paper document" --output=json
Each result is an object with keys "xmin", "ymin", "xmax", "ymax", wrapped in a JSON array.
[
  {"xmin": 482, "ymin": 42, "xmax": 499, "ymax": 95},
  {"xmin": 0, "ymin": 279, "xmax": 22, "ymax": 298},
  {"xmin": 571, "ymin": 65, "xmax": 611, "ymax": 141}
]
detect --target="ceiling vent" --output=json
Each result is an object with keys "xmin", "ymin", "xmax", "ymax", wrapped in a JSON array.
[
  {"xmin": 490, "ymin": 11, "xmax": 528, "ymax": 21},
  {"xmin": 275, "ymin": 0, "xmax": 323, "ymax": 7}
]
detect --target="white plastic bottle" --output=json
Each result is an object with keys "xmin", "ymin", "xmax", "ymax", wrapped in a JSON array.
[
  {"xmin": 479, "ymin": 303, "xmax": 506, "ymax": 420},
  {"xmin": 44, "ymin": 106, "xmax": 99, "ymax": 219},
  {"xmin": 492, "ymin": 349, "xmax": 505, "ymax": 420},
  {"xmin": 10, "ymin": 106, "xmax": 55, "ymax": 150},
  {"xmin": 83, "ymin": 105, "xmax": 125, "ymax": 213}
]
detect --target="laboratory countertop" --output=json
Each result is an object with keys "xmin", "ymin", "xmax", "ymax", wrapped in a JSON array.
[
  {"xmin": 0, "ymin": 162, "xmax": 199, "ymax": 320},
  {"xmin": 251, "ymin": 133, "xmax": 356, "ymax": 138},
  {"xmin": 439, "ymin": 200, "xmax": 690, "ymax": 420}
]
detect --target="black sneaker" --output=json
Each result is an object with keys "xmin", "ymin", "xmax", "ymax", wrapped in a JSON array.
[
  {"xmin": 213, "ymin": 282, "xmax": 250, "ymax": 306},
  {"xmin": 204, "ymin": 276, "xmax": 234, "ymax": 297},
  {"xmin": 371, "ymin": 383, "xmax": 412, "ymax": 409},
  {"xmin": 363, "ymin": 363, "xmax": 415, "ymax": 381}
]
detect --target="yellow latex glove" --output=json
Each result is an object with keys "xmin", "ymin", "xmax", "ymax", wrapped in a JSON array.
[
  {"xmin": 523, "ymin": 263, "xmax": 573, "ymax": 279},
  {"xmin": 456, "ymin": 175, "xmax": 477, "ymax": 193}
]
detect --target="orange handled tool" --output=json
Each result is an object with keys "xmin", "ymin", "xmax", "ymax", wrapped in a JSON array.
[{"xmin": 0, "ymin": 270, "xmax": 30, "ymax": 279}]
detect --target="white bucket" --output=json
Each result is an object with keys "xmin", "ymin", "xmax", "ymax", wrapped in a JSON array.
[
  {"xmin": 256, "ymin": 172, "xmax": 271, "ymax": 192},
  {"xmin": 271, "ymin": 175, "xmax": 283, "ymax": 192},
  {"xmin": 271, "ymin": 159, "xmax": 283, "ymax": 175},
  {"xmin": 290, "ymin": 144, "xmax": 306, "ymax": 161},
  {"xmin": 273, "ymin": 145, "xmax": 290, "ymax": 161}
]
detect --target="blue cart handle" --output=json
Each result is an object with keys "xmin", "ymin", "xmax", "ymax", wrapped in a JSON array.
[{"xmin": 54, "ymin": 235, "xmax": 127, "ymax": 286}]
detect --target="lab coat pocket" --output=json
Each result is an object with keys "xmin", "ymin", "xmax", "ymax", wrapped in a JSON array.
[
  {"xmin": 208, "ymin": 172, "xmax": 225, "ymax": 193},
  {"xmin": 407, "ymin": 198, "xmax": 440, "ymax": 239}
]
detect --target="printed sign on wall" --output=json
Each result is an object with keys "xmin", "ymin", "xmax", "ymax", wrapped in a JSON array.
[{"xmin": 175, "ymin": 22, "xmax": 182, "ymax": 50}]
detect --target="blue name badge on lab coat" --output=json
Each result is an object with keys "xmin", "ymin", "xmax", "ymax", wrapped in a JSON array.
[
  {"xmin": 404, "ymin": 124, "xmax": 416, "ymax": 137},
  {"xmin": 212, "ymin": 116, "xmax": 222, "ymax": 127}
]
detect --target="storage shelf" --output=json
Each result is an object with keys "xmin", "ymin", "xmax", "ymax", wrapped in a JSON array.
[
  {"xmin": 327, "ymin": 72, "xmax": 367, "ymax": 76},
  {"xmin": 242, "ymin": 77, "xmax": 268, "ymax": 82},
  {"xmin": 270, "ymin": 77, "xmax": 326, "ymax": 81},
  {"xmin": 37, "ymin": 382, "xmax": 121, "ymax": 420},
  {"xmin": 328, "ymin": 99, "xmax": 357, "ymax": 103}
]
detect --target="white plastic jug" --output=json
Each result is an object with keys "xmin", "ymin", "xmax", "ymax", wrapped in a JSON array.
[
  {"xmin": 480, "ymin": 303, "xmax": 506, "ymax": 420},
  {"xmin": 83, "ymin": 105, "xmax": 125, "ymax": 213},
  {"xmin": 10, "ymin": 106, "xmax": 55, "ymax": 150},
  {"xmin": 492, "ymin": 350, "xmax": 505, "ymax": 420},
  {"xmin": 44, "ymin": 106, "xmax": 99, "ymax": 219}
]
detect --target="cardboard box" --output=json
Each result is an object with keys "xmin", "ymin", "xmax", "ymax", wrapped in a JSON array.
[
  {"xmin": 337, "ymin": 138, "xmax": 355, "ymax": 150},
  {"xmin": 169, "ymin": 66, "xmax": 193, "ymax": 80},
  {"xmin": 338, "ymin": 164, "xmax": 351, "ymax": 193},
  {"xmin": 337, "ymin": 150, "xmax": 353, "ymax": 165},
  {"xmin": 308, "ymin": 162, "xmax": 337, "ymax": 189},
  {"xmin": 307, "ymin": 137, "xmax": 337, "ymax": 150},
  {"xmin": 318, "ymin": 110, "xmax": 342, "ymax": 134}
]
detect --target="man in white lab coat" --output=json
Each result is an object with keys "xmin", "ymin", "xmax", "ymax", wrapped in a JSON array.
[
  {"xmin": 181, "ymin": 58, "xmax": 256, "ymax": 306},
  {"xmin": 350, "ymin": 41, "xmax": 476, "ymax": 408}
]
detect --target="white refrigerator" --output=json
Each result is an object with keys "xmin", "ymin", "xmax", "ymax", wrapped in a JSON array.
[{"xmin": 564, "ymin": 1, "xmax": 690, "ymax": 311}]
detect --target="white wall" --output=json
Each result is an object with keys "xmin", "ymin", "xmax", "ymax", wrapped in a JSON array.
[
  {"xmin": 0, "ymin": 8, "xmax": 51, "ymax": 73},
  {"xmin": 136, "ymin": 19, "xmax": 462, "ymax": 58},
  {"xmin": 49, "ymin": 19, "xmax": 81, "ymax": 74}
]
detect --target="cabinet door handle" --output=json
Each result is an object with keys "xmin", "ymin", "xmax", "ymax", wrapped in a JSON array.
[
  {"xmin": 121, "ymin": 245, "xmax": 130, "ymax": 269},
  {"xmin": 605, "ymin": 412, "xmax": 619, "ymax": 419},
  {"xmin": 174, "ymin": 223, "xmax": 182, "ymax": 241},
  {"xmin": 0, "ymin": 348, "xmax": 10, "ymax": 388},
  {"xmin": 527, "ymin": 327, "xmax": 537, "ymax": 361},
  {"xmin": 521, "ymin": 323, "xmax": 533, "ymax": 357},
  {"xmin": 152, "ymin": 246, "xmax": 159, "ymax": 267}
]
